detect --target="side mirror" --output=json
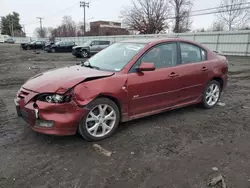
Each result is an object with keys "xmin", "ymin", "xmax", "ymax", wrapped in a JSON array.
[
  {"xmin": 137, "ymin": 62, "xmax": 155, "ymax": 72},
  {"xmin": 90, "ymin": 43, "xmax": 93, "ymax": 46}
]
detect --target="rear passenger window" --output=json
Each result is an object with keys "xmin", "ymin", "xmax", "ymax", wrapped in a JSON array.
[
  {"xmin": 180, "ymin": 43, "xmax": 207, "ymax": 64},
  {"xmin": 99, "ymin": 41, "xmax": 110, "ymax": 45}
]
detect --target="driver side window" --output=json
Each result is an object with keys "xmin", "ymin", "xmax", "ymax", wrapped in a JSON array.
[
  {"xmin": 130, "ymin": 42, "xmax": 178, "ymax": 72},
  {"xmin": 92, "ymin": 41, "xmax": 100, "ymax": 46}
]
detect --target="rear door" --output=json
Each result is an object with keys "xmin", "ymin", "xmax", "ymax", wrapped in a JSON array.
[
  {"xmin": 128, "ymin": 42, "xmax": 182, "ymax": 117},
  {"xmin": 99, "ymin": 41, "xmax": 110, "ymax": 51},
  {"xmin": 177, "ymin": 42, "xmax": 213, "ymax": 103},
  {"xmin": 68, "ymin": 42, "xmax": 75, "ymax": 52},
  {"xmin": 35, "ymin": 41, "xmax": 42, "ymax": 49}
]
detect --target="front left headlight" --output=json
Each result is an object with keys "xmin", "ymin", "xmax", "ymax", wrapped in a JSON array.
[{"xmin": 37, "ymin": 93, "xmax": 72, "ymax": 103}]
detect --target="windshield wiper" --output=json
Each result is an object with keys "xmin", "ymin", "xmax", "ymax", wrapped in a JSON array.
[{"xmin": 80, "ymin": 60, "xmax": 100, "ymax": 70}]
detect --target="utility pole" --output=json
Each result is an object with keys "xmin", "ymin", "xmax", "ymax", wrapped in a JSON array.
[
  {"xmin": 36, "ymin": 17, "xmax": 44, "ymax": 30},
  {"xmin": 80, "ymin": 1, "xmax": 89, "ymax": 35},
  {"xmin": 9, "ymin": 17, "xmax": 14, "ymax": 37},
  {"xmin": 22, "ymin": 24, "xmax": 26, "ymax": 36}
]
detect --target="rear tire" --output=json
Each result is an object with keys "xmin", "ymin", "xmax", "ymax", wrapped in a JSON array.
[
  {"xmin": 202, "ymin": 80, "xmax": 221, "ymax": 109},
  {"xmin": 78, "ymin": 98, "xmax": 120, "ymax": 141}
]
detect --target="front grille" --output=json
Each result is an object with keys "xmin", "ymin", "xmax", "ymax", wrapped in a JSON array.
[{"xmin": 17, "ymin": 89, "xmax": 30, "ymax": 99}]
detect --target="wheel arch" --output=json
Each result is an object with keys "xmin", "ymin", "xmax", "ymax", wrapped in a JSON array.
[
  {"xmin": 95, "ymin": 94, "xmax": 123, "ymax": 122},
  {"xmin": 211, "ymin": 77, "xmax": 224, "ymax": 89}
]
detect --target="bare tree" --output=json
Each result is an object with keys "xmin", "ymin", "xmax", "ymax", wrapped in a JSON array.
[
  {"xmin": 170, "ymin": 0, "xmax": 193, "ymax": 33},
  {"xmin": 34, "ymin": 27, "xmax": 48, "ymax": 38},
  {"xmin": 212, "ymin": 20, "xmax": 226, "ymax": 31},
  {"xmin": 121, "ymin": 0, "xmax": 170, "ymax": 34},
  {"xmin": 195, "ymin": 28, "xmax": 206, "ymax": 32},
  {"xmin": 49, "ymin": 16, "xmax": 78, "ymax": 38},
  {"xmin": 217, "ymin": 0, "xmax": 250, "ymax": 30}
]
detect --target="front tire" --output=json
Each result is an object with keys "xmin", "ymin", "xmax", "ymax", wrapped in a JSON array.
[
  {"xmin": 81, "ymin": 50, "xmax": 89, "ymax": 58},
  {"xmin": 202, "ymin": 80, "xmax": 221, "ymax": 109},
  {"xmin": 51, "ymin": 48, "xmax": 56, "ymax": 53},
  {"xmin": 78, "ymin": 98, "xmax": 120, "ymax": 141}
]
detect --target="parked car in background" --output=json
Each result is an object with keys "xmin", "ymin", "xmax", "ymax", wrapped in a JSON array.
[
  {"xmin": 44, "ymin": 42, "xmax": 55, "ymax": 51},
  {"xmin": 72, "ymin": 40, "xmax": 112, "ymax": 58},
  {"xmin": 45, "ymin": 41, "xmax": 76, "ymax": 53},
  {"xmin": 0, "ymin": 35, "xmax": 10, "ymax": 43},
  {"xmin": 14, "ymin": 38, "xmax": 228, "ymax": 141},
  {"xmin": 21, "ymin": 41, "xmax": 46, "ymax": 50},
  {"xmin": 5, "ymin": 38, "xmax": 15, "ymax": 44},
  {"xmin": 0, "ymin": 36, "xmax": 4, "ymax": 43}
]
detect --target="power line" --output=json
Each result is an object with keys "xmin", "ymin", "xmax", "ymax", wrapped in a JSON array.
[
  {"xmin": 167, "ymin": 5, "xmax": 250, "ymax": 19},
  {"xmin": 190, "ymin": 1, "xmax": 250, "ymax": 13},
  {"xmin": 80, "ymin": 1, "xmax": 90, "ymax": 34}
]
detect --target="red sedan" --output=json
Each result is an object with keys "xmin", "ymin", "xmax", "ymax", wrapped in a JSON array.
[{"xmin": 14, "ymin": 38, "xmax": 228, "ymax": 141}]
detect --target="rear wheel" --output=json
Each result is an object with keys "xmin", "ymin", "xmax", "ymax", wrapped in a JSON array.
[
  {"xmin": 81, "ymin": 50, "xmax": 89, "ymax": 58},
  {"xmin": 202, "ymin": 80, "xmax": 221, "ymax": 109},
  {"xmin": 78, "ymin": 98, "xmax": 120, "ymax": 141}
]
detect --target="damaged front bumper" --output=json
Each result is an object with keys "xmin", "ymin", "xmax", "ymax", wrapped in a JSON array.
[{"xmin": 14, "ymin": 88, "xmax": 89, "ymax": 136}]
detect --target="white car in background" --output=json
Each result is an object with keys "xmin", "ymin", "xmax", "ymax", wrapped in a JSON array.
[{"xmin": 0, "ymin": 35, "xmax": 10, "ymax": 43}]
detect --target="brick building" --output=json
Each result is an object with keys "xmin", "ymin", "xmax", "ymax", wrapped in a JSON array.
[{"xmin": 89, "ymin": 21, "xmax": 129, "ymax": 36}]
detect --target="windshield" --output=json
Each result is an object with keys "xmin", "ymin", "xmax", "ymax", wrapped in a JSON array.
[
  {"xmin": 83, "ymin": 40, "xmax": 92, "ymax": 46},
  {"xmin": 29, "ymin": 41, "xmax": 35, "ymax": 44},
  {"xmin": 55, "ymin": 41, "xmax": 62, "ymax": 45},
  {"xmin": 88, "ymin": 42, "xmax": 146, "ymax": 71}
]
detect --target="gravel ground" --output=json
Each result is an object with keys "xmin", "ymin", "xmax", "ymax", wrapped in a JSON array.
[{"xmin": 0, "ymin": 44, "xmax": 250, "ymax": 188}]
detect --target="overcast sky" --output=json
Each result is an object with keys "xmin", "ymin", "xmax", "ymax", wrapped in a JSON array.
[{"xmin": 0, "ymin": 0, "xmax": 220, "ymax": 36}]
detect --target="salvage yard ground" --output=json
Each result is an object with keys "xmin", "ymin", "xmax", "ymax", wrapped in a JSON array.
[{"xmin": 0, "ymin": 43, "xmax": 250, "ymax": 188}]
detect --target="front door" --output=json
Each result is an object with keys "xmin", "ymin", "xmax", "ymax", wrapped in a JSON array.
[
  {"xmin": 178, "ymin": 42, "xmax": 213, "ymax": 103},
  {"xmin": 90, "ymin": 41, "xmax": 100, "ymax": 54},
  {"xmin": 127, "ymin": 42, "xmax": 182, "ymax": 117}
]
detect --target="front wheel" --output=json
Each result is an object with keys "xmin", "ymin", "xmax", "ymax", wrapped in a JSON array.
[
  {"xmin": 78, "ymin": 98, "xmax": 120, "ymax": 141},
  {"xmin": 51, "ymin": 48, "xmax": 56, "ymax": 53},
  {"xmin": 81, "ymin": 50, "xmax": 89, "ymax": 58},
  {"xmin": 202, "ymin": 80, "xmax": 221, "ymax": 109}
]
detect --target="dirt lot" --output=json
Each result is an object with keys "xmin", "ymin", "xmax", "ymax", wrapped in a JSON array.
[{"xmin": 0, "ymin": 43, "xmax": 250, "ymax": 188}]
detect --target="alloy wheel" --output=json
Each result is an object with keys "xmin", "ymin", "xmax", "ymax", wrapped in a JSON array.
[
  {"xmin": 82, "ymin": 51, "xmax": 88, "ymax": 58},
  {"xmin": 205, "ymin": 83, "xmax": 220, "ymax": 106},
  {"xmin": 86, "ymin": 104, "xmax": 116, "ymax": 138}
]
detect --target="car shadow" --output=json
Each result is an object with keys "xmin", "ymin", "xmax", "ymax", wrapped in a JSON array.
[
  {"xmin": 117, "ymin": 104, "xmax": 200, "ymax": 133},
  {"xmin": 26, "ymin": 104, "xmax": 200, "ymax": 145}
]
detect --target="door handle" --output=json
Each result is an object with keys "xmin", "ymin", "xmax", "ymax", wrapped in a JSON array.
[
  {"xmin": 201, "ymin": 67, "xmax": 208, "ymax": 71},
  {"xmin": 169, "ymin": 72, "xmax": 179, "ymax": 78}
]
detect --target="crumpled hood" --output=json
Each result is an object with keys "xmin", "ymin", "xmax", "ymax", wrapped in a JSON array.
[
  {"xmin": 22, "ymin": 65, "xmax": 114, "ymax": 93},
  {"xmin": 72, "ymin": 45, "xmax": 88, "ymax": 49}
]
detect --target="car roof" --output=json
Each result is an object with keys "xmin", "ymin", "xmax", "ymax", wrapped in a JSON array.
[
  {"xmin": 92, "ymin": 39, "xmax": 111, "ymax": 41},
  {"xmin": 120, "ymin": 37, "xmax": 192, "ymax": 44},
  {"xmin": 119, "ymin": 37, "xmax": 209, "ymax": 50}
]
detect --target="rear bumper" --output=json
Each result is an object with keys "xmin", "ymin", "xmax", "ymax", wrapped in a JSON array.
[{"xmin": 14, "ymin": 93, "xmax": 89, "ymax": 136}]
